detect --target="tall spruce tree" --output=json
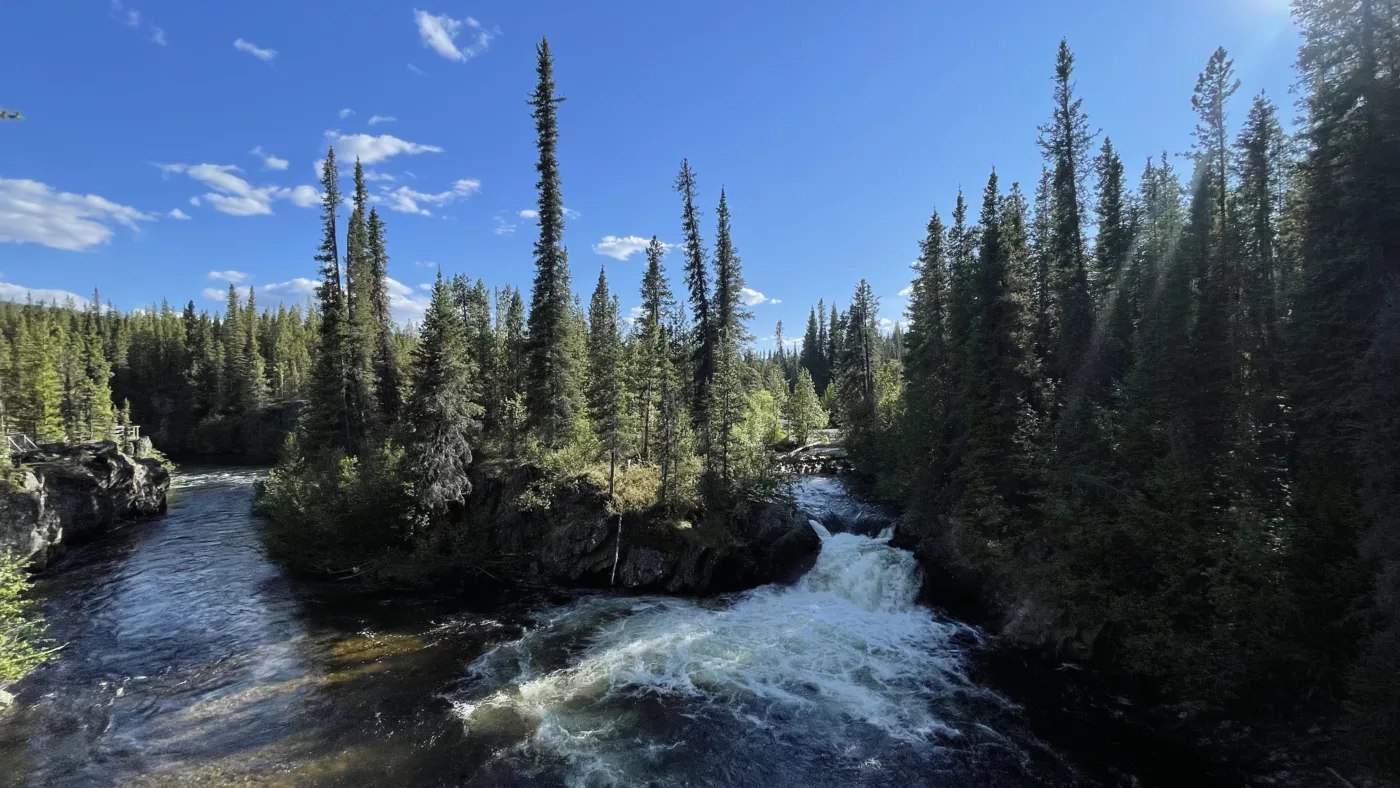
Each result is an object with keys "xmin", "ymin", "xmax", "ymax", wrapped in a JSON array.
[
  {"xmin": 901, "ymin": 210, "xmax": 953, "ymax": 510},
  {"xmin": 344, "ymin": 158, "xmax": 377, "ymax": 447},
  {"xmin": 366, "ymin": 207, "xmax": 403, "ymax": 424},
  {"xmin": 587, "ymin": 268, "xmax": 628, "ymax": 494},
  {"xmin": 523, "ymin": 37, "xmax": 582, "ymax": 448},
  {"xmin": 675, "ymin": 158, "xmax": 714, "ymax": 427},
  {"xmin": 306, "ymin": 147, "xmax": 352, "ymax": 454}
]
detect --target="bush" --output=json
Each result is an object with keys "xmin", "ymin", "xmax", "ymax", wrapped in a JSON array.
[{"xmin": 0, "ymin": 553, "xmax": 52, "ymax": 686}]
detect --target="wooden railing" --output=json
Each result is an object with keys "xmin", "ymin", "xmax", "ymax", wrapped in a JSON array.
[{"xmin": 4, "ymin": 424, "xmax": 141, "ymax": 456}]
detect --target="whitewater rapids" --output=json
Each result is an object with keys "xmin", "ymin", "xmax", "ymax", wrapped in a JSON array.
[{"xmin": 449, "ymin": 517, "xmax": 1054, "ymax": 787}]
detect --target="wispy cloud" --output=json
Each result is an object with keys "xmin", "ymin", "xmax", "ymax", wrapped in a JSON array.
[
  {"xmin": 0, "ymin": 279, "xmax": 86, "ymax": 306},
  {"xmin": 382, "ymin": 179, "xmax": 479, "ymax": 216},
  {"xmin": 189, "ymin": 196, "xmax": 201, "ymax": 206},
  {"xmin": 564, "ymin": 206, "xmax": 582, "ymax": 219},
  {"xmin": 368, "ymin": 115, "xmax": 397, "ymax": 126},
  {"xmin": 167, "ymin": 208, "xmax": 191, "ymax": 220},
  {"xmin": 150, "ymin": 27, "xmax": 166, "ymax": 45},
  {"xmin": 233, "ymin": 38, "xmax": 277, "ymax": 63},
  {"xmin": 155, "ymin": 163, "xmax": 317, "ymax": 216},
  {"xmin": 338, "ymin": 108, "xmax": 354, "ymax": 119},
  {"xmin": 592, "ymin": 235, "xmax": 653, "ymax": 261},
  {"xmin": 898, "ymin": 285, "xmax": 911, "ymax": 297},
  {"xmin": 362, "ymin": 170, "xmax": 396, "ymax": 183},
  {"xmin": 412, "ymin": 9, "xmax": 495, "ymax": 63},
  {"xmin": 208, "ymin": 270, "xmax": 247, "ymax": 283},
  {"xmin": 493, "ymin": 216, "xmax": 516, "ymax": 235},
  {"xmin": 250, "ymin": 145, "xmax": 289, "ymax": 171},
  {"xmin": 519, "ymin": 209, "xmax": 538, "ymax": 219},
  {"xmin": 322, "ymin": 131, "xmax": 443, "ymax": 166},
  {"xmin": 201, "ymin": 287, "xmax": 227, "ymax": 302},
  {"xmin": 741, "ymin": 287, "xmax": 780, "ymax": 306},
  {"xmin": 407, "ymin": 63, "xmax": 429, "ymax": 77},
  {"xmin": 262, "ymin": 278, "xmax": 319, "ymax": 297},
  {"xmin": 123, "ymin": 9, "xmax": 140, "ymax": 27},
  {"xmin": 0, "ymin": 178, "xmax": 153, "ymax": 251}
]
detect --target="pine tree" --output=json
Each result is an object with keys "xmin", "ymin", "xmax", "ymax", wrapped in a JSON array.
[
  {"xmin": 712, "ymin": 188, "xmax": 751, "ymax": 343},
  {"xmin": 344, "ymin": 158, "xmax": 378, "ymax": 447},
  {"xmin": 523, "ymin": 37, "xmax": 582, "ymax": 449},
  {"xmin": 306, "ymin": 147, "xmax": 352, "ymax": 454},
  {"xmin": 404, "ymin": 272, "xmax": 482, "ymax": 532}
]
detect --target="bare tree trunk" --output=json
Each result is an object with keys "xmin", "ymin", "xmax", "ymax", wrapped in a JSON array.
[{"xmin": 610, "ymin": 513, "xmax": 623, "ymax": 586}]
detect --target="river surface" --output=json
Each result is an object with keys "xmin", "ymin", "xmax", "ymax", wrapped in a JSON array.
[{"xmin": 1, "ymin": 469, "xmax": 1128, "ymax": 787}]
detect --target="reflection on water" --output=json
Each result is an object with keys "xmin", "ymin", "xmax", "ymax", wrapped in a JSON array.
[{"xmin": 0, "ymin": 471, "xmax": 1098, "ymax": 787}]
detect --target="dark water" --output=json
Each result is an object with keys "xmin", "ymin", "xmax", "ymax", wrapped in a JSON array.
[{"xmin": 0, "ymin": 470, "xmax": 1121, "ymax": 787}]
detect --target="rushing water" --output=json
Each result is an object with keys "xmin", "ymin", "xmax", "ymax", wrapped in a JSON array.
[{"xmin": 0, "ymin": 469, "xmax": 1111, "ymax": 787}]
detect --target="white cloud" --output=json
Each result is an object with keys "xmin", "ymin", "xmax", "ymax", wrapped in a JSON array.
[
  {"xmin": 413, "ymin": 9, "xmax": 494, "ymax": 63},
  {"xmin": 151, "ymin": 27, "xmax": 167, "ymax": 46},
  {"xmin": 167, "ymin": 208, "xmax": 191, "ymax": 220},
  {"xmin": 382, "ymin": 180, "xmax": 479, "ymax": 216},
  {"xmin": 898, "ymin": 285, "xmax": 912, "ymax": 297},
  {"xmin": 564, "ymin": 206, "xmax": 582, "ymax": 219},
  {"xmin": 202, "ymin": 287, "xmax": 227, "ymax": 302},
  {"xmin": 385, "ymin": 276, "xmax": 431, "ymax": 323},
  {"xmin": 493, "ymin": 217, "xmax": 516, "ymax": 235},
  {"xmin": 208, "ymin": 270, "xmax": 248, "ymax": 283},
  {"xmin": 233, "ymin": 38, "xmax": 277, "ymax": 62},
  {"xmin": 155, "ymin": 163, "xmax": 317, "ymax": 216},
  {"xmin": 407, "ymin": 63, "xmax": 429, "ymax": 77},
  {"xmin": 592, "ymin": 235, "xmax": 656, "ymax": 261},
  {"xmin": 189, "ymin": 196, "xmax": 201, "ymax": 206},
  {"xmin": 368, "ymin": 115, "xmax": 396, "ymax": 126},
  {"xmin": 414, "ymin": 260, "xmax": 439, "ymax": 268},
  {"xmin": 288, "ymin": 185, "xmax": 320, "ymax": 208},
  {"xmin": 362, "ymin": 170, "xmax": 396, "ymax": 183},
  {"xmin": 339, "ymin": 108, "xmax": 355, "ymax": 119},
  {"xmin": 250, "ymin": 146, "xmax": 289, "ymax": 171},
  {"xmin": 0, "ymin": 178, "xmax": 153, "ymax": 251},
  {"xmin": 124, "ymin": 9, "xmax": 140, "ymax": 27},
  {"xmin": 878, "ymin": 317, "xmax": 897, "ymax": 332},
  {"xmin": 262, "ymin": 278, "xmax": 319, "ymax": 297},
  {"xmin": 741, "ymin": 287, "xmax": 780, "ymax": 306},
  {"xmin": 0, "ymin": 279, "xmax": 86, "ymax": 306},
  {"xmin": 323, "ymin": 130, "xmax": 443, "ymax": 166},
  {"xmin": 519, "ymin": 209, "xmax": 538, "ymax": 219},
  {"xmin": 417, "ymin": 283, "xmax": 433, "ymax": 291},
  {"xmin": 621, "ymin": 305, "xmax": 645, "ymax": 326}
]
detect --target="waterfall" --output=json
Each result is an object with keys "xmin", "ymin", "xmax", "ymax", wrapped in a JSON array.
[{"xmin": 450, "ymin": 489, "xmax": 1007, "ymax": 788}]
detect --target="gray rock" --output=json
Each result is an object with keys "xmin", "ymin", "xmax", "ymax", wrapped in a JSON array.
[{"xmin": 1, "ymin": 441, "xmax": 170, "ymax": 569}]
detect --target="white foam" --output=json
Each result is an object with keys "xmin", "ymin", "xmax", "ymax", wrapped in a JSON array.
[
  {"xmin": 808, "ymin": 519, "xmax": 833, "ymax": 539},
  {"xmin": 452, "ymin": 530, "xmax": 987, "ymax": 784}
]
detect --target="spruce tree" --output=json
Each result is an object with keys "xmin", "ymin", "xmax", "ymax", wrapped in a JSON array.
[
  {"xmin": 788, "ymin": 367, "xmax": 826, "ymax": 446},
  {"xmin": 587, "ymin": 268, "xmax": 629, "ymax": 494},
  {"xmin": 366, "ymin": 207, "xmax": 403, "ymax": 425},
  {"xmin": 239, "ymin": 287, "xmax": 268, "ymax": 411},
  {"xmin": 712, "ymin": 188, "xmax": 751, "ymax": 342},
  {"xmin": 1037, "ymin": 40, "xmax": 1095, "ymax": 402},
  {"xmin": 344, "ymin": 158, "xmax": 377, "ymax": 448},
  {"xmin": 523, "ymin": 37, "xmax": 582, "ymax": 449},
  {"xmin": 1091, "ymin": 138, "xmax": 1133, "ymax": 398},
  {"xmin": 404, "ymin": 272, "xmax": 482, "ymax": 532},
  {"xmin": 306, "ymin": 147, "xmax": 352, "ymax": 454},
  {"xmin": 16, "ymin": 315, "xmax": 64, "ymax": 443},
  {"xmin": 635, "ymin": 237, "xmax": 674, "ymax": 461},
  {"xmin": 902, "ymin": 209, "xmax": 954, "ymax": 510},
  {"xmin": 675, "ymin": 159, "xmax": 714, "ymax": 434}
]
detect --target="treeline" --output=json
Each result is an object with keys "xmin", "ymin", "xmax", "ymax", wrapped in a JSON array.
[
  {"xmin": 791, "ymin": 7, "xmax": 1397, "ymax": 770},
  {"xmin": 0, "ymin": 286, "xmax": 337, "ymax": 460},
  {"xmin": 262, "ymin": 39, "xmax": 823, "ymax": 561}
]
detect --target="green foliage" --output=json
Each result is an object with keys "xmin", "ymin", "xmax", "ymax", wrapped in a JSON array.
[
  {"xmin": 787, "ymin": 368, "xmax": 827, "ymax": 445},
  {"xmin": 0, "ymin": 553, "xmax": 53, "ymax": 686}
]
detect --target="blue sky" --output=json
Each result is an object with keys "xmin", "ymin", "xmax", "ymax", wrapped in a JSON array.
[{"xmin": 1, "ymin": 0, "xmax": 1298, "ymax": 342}]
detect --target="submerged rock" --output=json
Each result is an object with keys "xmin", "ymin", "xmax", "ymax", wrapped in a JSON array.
[{"xmin": 1, "ymin": 441, "xmax": 170, "ymax": 569}]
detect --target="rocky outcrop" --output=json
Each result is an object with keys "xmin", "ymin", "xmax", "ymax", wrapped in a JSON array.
[
  {"xmin": 470, "ymin": 471, "xmax": 821, "ymax": 595},
  {"xmin": 1, "ymin": 442, "xmax": 170, "ymax": 569}
]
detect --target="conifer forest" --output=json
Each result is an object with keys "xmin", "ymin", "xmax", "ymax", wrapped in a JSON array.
[{"xmin": 3, "ymin": 2, "xmax": 1400, "ymax": 784}]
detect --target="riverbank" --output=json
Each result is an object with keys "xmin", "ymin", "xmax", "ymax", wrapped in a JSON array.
[{"xmin": 0, "ymin": 441, "xmax": 170, "ymax": 570}]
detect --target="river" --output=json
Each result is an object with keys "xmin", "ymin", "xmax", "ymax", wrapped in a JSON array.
[{"xmin": 0, "ymin": 469, "xmax": 1137, "ymax": 787}]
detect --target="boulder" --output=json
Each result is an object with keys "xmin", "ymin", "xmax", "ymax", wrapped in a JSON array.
[{"xmin": 1, "ymin": 441, "xmax": 170, "ymax": 569}]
